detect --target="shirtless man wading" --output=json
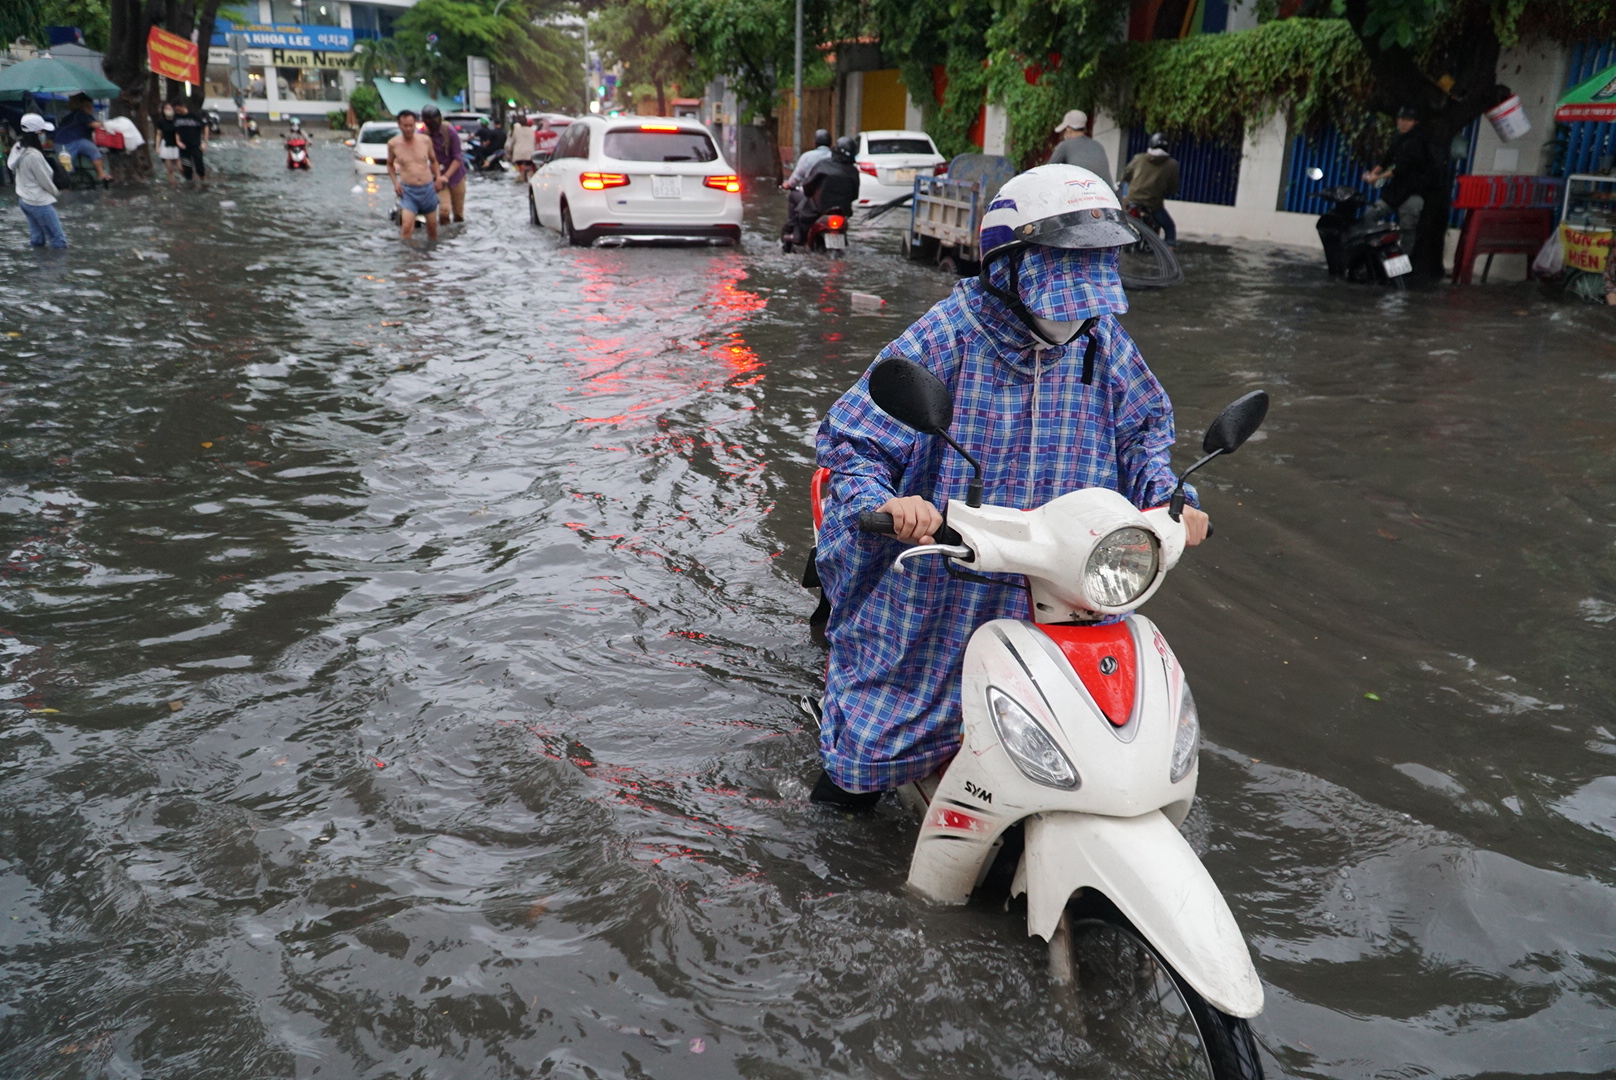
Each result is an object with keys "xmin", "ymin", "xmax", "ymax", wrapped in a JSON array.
[{"xmin": 386, "ymin": 110, "xmax": 444, "ymax": 240}]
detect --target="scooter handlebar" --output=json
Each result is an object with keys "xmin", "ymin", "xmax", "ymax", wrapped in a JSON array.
[{"xmin": 857, "ymin": 511, "xmax": 962, "ymax": 547}]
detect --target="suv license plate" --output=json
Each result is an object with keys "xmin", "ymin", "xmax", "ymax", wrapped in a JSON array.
[
  {"xmin": 1383, "ymin": 253, "xmax": 1412, "ymax": 277},
  {"xmin": 824, "ymin": 233, "xmax": 847, "ymax": 249},
  {"xmin": 652, "ymin": 175, "xmax": 681, "ymax": 199}
]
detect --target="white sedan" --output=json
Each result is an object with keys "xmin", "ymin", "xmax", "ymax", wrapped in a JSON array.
[
  {"xmin": 350, "ymin": 121, "xmax": 397, "ymax": 175},
  {"xmin": 854, "ymin": 129, "xmax": 947, "ymax": 208},
  {"xmin": 528, "ymin": 116, "xmax": 743, "ymax": 245}
]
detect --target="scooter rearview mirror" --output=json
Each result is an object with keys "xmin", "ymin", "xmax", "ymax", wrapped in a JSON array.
[
  {"xmin": 1306, "ymin": 166, "xmax": 1324, "ymax": 181},
  {"xmin": 868, "ymin": 357, "xmax": 952, "ymax": 434},
  {"xmin": 867, "ymin": 357, "xmax": 984, "ymax": 507},
  {"xmin": 1202, "ymin": 390, "xmax": 1270, "ymax": 456}
]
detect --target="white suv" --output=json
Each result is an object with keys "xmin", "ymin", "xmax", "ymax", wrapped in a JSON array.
[
  {"xmin": 528, "ymin": 116, "xmax": 743, "ymax": 246},
  {"xmin": 855, "ymin": 129, "xmax": 947, "ymax": 207}
]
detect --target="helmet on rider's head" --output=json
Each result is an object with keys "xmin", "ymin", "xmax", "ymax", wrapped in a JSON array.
[
  {"xmin": 814, "ymin": 128, "xmax": 831, "ymax": 147},
  {"xmin": 976, "ymin": 165, "xmax": 1133, "ymax": 345},
  {"xmin": 1147, "ymin": 131, "xmax": 1169, "ymax": 151},
  {"xmin": 831, "ymin": 135, "xmax": 856, "ymax": 163},
  {"xmin": 421, "ymin": 104, "xmax": 442, "ymax": 121},
  {"xmin": 288, "ymin": 116, "xmax": 301, "ymax": 130}
]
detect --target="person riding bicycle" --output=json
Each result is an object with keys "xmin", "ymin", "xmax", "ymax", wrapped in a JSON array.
[
  {"xmin": 1119, "ymin": 132, "xmax": 1180, "ymax": 247},
  {"xmin": 791, "ymin": 135, "xmax": 859, "ymax": 249},
  {"xmin": 810, "ymin": 164, "xmax": 1208, "ymax": 807}
]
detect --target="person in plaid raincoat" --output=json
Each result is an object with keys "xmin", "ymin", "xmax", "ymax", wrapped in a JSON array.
[{"xmin": 811, "ymin": 165, "xmax": 1210, "ymax": 806}]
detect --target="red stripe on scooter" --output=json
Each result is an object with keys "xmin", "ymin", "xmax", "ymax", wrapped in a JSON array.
[
  {"xmin": 928, "ymin": 806, "xmax": 988, "ymax": 833},
  {"xmin": 1038, "ymin": 623, "xmax": 1136, "ymax": 726}
]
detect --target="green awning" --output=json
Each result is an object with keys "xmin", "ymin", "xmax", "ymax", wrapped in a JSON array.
[
  {"xmin": 0, "ymin": 56, "xmax": 122, "ymax": 100},
  {"xmin": 1556, "ymin": 62, "xmax": 1616, "ymax": 123},
  {"xmin": 373, "ymin": 80, "xmax": 459, "ymax": 118}
]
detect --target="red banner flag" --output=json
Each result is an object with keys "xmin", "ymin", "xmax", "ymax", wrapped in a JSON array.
[{"xmin": 147, "ymin": 26, "xmax": 199, "ymax": 84}]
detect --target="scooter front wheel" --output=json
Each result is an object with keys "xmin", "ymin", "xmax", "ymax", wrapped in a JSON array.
[{"xmin": 1054, "ymin": 905, "xmax": 1263, "ymax": 1079}]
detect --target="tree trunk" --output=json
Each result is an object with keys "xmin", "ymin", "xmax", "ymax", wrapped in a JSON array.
[
  {"xmin": 105, "ymin": 0, "xmax": 153, "ymax": 125},
  {"xmin": 1340, "ymin": 0, "xmax": 1510, "ymax": 277},
  {"xmin": 189, "ymin": 0, "xmax": 224, "ymax": 114},
  {"xmin": 655, "ymin": 79, "xmax": 666, "ymax": 116}
]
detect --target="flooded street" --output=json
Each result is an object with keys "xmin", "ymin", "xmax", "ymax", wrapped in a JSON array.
[{"xmin": 3, "ymin": 137, "xmax": 1616, "ymax": 1079}]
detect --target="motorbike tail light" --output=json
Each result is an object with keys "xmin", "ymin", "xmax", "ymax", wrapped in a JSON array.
[
  {"xmin": 857, "ymin": 162, "xmax": 877, "ymax": 177},
  {"xmin": 824, "ymin": 214, "xmax": 846, "ymax": 230},
  {"xmin": 580, "ymin": 172, "xmax": 629, "ymax": 190},
  {"xmin": 703, "ymin": 174, "xmax": 741, "ymax": 193},
  {"xmin": 933, "ymin": 163, "xmax": 948, "ymax": 175}
]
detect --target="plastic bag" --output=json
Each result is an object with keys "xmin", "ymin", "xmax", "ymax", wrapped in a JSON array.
[{"xmin": 1531, "ymin": 231, "xmax": 1564, "ymax": 278}]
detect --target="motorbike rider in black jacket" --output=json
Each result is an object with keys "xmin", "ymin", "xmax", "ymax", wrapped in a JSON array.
[
  {"xmin": 1361, "ymin": 107, "xmax": 1441, "ymax": 256},
  {"xmin": 794, "ymin": 136, "xmax": 860, "ymax": 247}
]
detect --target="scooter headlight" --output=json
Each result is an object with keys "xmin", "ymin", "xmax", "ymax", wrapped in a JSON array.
[
  {"xmin": 1170, "ymin": 681, "xmax": 1199, "ymax": 783},
  {"xmin": 988, "ymin": 686, "xmax": 1080, "ymax": 790},
  {"xmin": 1084, "ymin": 527, "xmax": 1159, "ymax": 608}
]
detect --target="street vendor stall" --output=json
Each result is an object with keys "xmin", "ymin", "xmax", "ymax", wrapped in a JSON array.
[{"xmin": 1552, "ymin": 64, "xmax": 1616, "ymax": 300}]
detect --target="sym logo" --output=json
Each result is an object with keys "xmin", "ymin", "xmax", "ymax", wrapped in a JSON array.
[{"xmin": 964, "ymin": 780, "xmax": 993, "ymax": 804}]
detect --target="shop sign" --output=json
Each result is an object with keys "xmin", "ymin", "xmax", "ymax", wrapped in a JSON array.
[
  {"xmin": 1561, "ymin": 224, "xmax": 1612, "ymax": 273},
  {"xmin": 148, "ymin": 26, "xmax": 199, "ymax": 83},
  {"xmin": 246, "ymin": 48, "xmax": 360, "ymax": 69},
  {"xmin": 212, "ymin": 22, "xmax": 354, "ymax": 52}
]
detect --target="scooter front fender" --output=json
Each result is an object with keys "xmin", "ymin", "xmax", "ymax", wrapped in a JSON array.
[{"xmin": 1017, "ymin": 810, "xmax": 1263, "ymax": 1018}]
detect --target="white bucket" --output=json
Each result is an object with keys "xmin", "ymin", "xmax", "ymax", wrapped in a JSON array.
[{"xmin": 1486, "ymin": 95, "xmax": 1531, "ymax": 143}]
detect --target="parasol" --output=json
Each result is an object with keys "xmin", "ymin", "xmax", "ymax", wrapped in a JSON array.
[
  {"xmin": 1555, "ymin": 62, "xmax": 1616, "ymax": 124},
  {"xmin": 0, "ymin": 56, "xmax": 122, "ymax": 101}
]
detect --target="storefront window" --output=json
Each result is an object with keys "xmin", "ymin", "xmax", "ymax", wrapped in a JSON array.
[
  {"xmin": 276, "ymin": 66, "xmax": 343, "ymax": 101},
  {"xmin": 269, "ymin": 0, "xmax": 338, "ymax": 25},
  {"xmin": 205, "ymin": 63, "xmax": 266, "ymax": 100}
]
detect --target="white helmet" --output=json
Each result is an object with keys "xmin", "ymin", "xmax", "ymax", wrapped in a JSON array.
[{"xmin": 979, "ymin": 165, "xmax": 1133, "ymax": 260}]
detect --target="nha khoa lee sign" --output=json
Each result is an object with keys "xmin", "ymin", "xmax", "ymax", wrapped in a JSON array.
[
  {"xmin": 1560, "ymin": 224, "xmax": 1612, "ymax": 273},
  {"xmin": 147, "ymin": 26, "xmax": 199, "ymax": 84}
]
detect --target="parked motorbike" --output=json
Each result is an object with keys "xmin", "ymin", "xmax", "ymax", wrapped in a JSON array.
[
  {"xmin": 205, "ymin": 110, "xmax": 221, "ymax": 136},
  {"xmin": 285, "ymin": 133, "xmax": 310, "ymax": 170},
  {"xmin": 1307, "ymin": 167, "xmax": 1410, "ymax": 287},
  {"xmin": 802, "ymin": 358, "xmax": 1270, "ymax": 1078}
]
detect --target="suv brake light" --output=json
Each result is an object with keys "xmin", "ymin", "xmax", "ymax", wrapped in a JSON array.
[
  {"xmin": 857, "ymin": 162, "xmax": 877, "ymax": 177},
  {"xmin": 703, "ymin": 174, "xmax": 741, "ymax": 193},
  {"xmin": 580, "ymin": 172, "xmax": 629, "ymax": 190}
]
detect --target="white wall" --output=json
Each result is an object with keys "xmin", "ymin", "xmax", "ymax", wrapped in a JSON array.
[
  {"xmin": 982, "ymin": 103, "xmax": 1009, "ymax": 156},
  {"xmin": 905, "ymin": 91, "xmax": 924, "ymax": 133},
  {"xmin": 1224, "ymin": 0, "xmax": 1259, "ymax": 33},
  {"xmin": 1470, "ymin": 41, "xmax": 1569, "ymax": 176},
  {"xmin": 1092, "ymin": 111, "xmax": 1126, "ymax": 183}
]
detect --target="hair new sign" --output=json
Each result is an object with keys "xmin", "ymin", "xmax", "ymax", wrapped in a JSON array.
[{"xmin": 147, "ymin": 26, "xmax": 199, "ymax": 84}]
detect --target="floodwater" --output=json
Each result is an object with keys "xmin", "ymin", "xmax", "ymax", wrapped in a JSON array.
[{"xmin": 2, "ymin": 137, "xmax": 1615, "ymax": 1080}]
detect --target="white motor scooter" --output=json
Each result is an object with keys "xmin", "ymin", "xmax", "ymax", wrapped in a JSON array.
[{"xmin": 807, "ymin": 357, "xmax": 1270, "ymax": 1079}]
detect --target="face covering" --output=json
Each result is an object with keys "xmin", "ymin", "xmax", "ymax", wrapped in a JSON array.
[{"xmin": 1028, "ymin": 315, "xmax": 1087, "ymax": 347}]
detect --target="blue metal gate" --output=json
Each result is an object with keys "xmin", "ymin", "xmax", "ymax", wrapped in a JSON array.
[
  {"xmin": 1123, "ymin": 126, "xmax": 1240, "ymax": 206},
  {"xmin": 1281, "ymin": 120, "xmax": 1477, "ymax": 224},
  {"xmin": 1561, "ymin": 40, "xmax": 1616, "ymax": 177}
]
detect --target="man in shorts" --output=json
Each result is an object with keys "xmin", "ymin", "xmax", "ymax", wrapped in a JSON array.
[{"xmin": 386, "ymin": 110, "xmax": 444, "ymax": 240}]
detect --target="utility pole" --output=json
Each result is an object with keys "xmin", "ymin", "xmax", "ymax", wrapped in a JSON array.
[{"xmin": 792, "ymin": 0, "xmax": 803, "ymax": 164}]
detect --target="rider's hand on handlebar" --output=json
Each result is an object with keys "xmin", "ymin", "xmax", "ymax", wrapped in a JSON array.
[
  {"xmin": 1182, "ymin": 506, "xmax": 1210, "ymax": 547},
  {"xmin": 877, "ymin": 496, "xmax": 944, "ymax": 546}
]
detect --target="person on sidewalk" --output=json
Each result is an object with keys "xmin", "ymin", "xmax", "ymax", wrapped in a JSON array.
[
  {"xmin": 386, "ymin": 109, "xmax": 444, "ymax": 240},
  {"xmin": 53, "ymin": 94, "xmax": 111, "ymax": 186},
  {"xmin": 173, "ymin": 102, "xmax": 209, "ymax": 181},
  {"xmin": 1361, "ymin": 106, "xmax": 1441, "ymax": 257},
  {"xmin": 1045, "ymin": 110, "xmax": 1112, "ymax": 187},
  {"xmin": 8, "ymin": 114, "xmax": 67, "ymax": 248},
  {"xmin": 420, "ymin": 105, "xmax": 468, "ymax": 225},
  {"xmin": 1119, "ymin": 132, "xmax": 1180, "ymax": 246}
]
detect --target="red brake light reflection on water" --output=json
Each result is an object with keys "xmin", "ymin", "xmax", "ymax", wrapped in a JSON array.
[{"xmin": 704, "ymin": 174, "xmax": 741, "ymax": 193}]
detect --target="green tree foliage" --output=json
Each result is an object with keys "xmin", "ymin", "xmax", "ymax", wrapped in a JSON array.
[
  {"xmin": 2, "ymin": 0, "xmax": 110, "ymax": 52},
  {"xmin": 592, "ymin": 0, "xmax": 695, "ymax": 115},
  {"xmin": 865, "ymin": 0, "xmax": 995, "ymax": 159},
  {"xmin": 389, "ymin": 0, "xmax": 583, "ymax": 107}
]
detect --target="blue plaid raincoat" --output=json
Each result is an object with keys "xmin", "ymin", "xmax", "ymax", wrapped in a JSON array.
[{"xmin": 814, "ymin": 246, "xmax": 1194, "ymax": 793}]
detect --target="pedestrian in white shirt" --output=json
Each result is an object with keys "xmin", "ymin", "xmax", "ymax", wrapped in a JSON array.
[{"xmin": 8, "ymin": 113, "xmax": 67, "ymax": 249}]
